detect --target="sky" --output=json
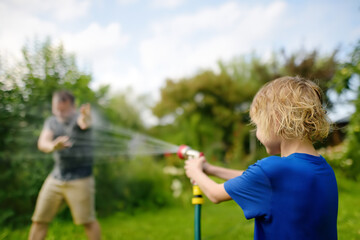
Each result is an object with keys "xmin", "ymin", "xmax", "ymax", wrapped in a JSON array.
[{"xmin": 0, "ymin": 0, "xmax": 359, "ymax": 124}]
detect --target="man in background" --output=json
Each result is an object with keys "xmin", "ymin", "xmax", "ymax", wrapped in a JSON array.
[{"xmin": 29, "ymin": 90, "xmax": 101, "ymax": 240}]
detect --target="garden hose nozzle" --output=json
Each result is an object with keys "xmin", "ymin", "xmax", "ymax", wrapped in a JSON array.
[
  {"xmin": 177, "ymin": 145, "xmax": 204, "ymax": 160},
  {"xmin": 177, "ymin": 145, "xmax": 204, "ymax": 204}
]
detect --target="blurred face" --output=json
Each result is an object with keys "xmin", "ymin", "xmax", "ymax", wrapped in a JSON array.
[
  {"xmin": 52, "ymin": 96, "xmax": 75, "ymax": 122},
  {"xmin": 255, "ymin": 123, "xmax": 282, "ymax": 155}
]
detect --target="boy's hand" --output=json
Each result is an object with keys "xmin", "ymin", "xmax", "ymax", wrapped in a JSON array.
[
  {"xmin": 52, "ymin": 136, "xmax": 72, "ymax": 151},
  {"xmin": 202, "ymin": 160, "xmax": 212, "ymax": 174},
  {"xmin": 184, "ymin": 156, "xmax": 206, "ymax": 179}
]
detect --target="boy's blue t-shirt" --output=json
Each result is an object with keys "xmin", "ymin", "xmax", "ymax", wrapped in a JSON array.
[{"xmin": 224, "ymin": 153, "xmax": 338, "ymax": 240}]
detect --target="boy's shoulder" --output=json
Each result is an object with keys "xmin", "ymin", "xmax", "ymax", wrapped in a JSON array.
[
  {"xmin": 255, "ymin": 153, "xmax": 329, "ymax": 177},
  {"xmin": 256, "ymin": 155, "xmax": 282, "ymax": 166},
  {"xmin": 253, "ymin": 156, "xmax": 284, "ymax": 175},
  {"xmin": 255, "ymin": 155, "xmax": 309, "ymax": 177}
]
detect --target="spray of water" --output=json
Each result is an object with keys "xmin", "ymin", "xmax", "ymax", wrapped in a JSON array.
[
  {"xmin": 10, "ymin": 108, "xmax": 180, "ymax": 165},
  {"xmin": 91, "ymin": 123, "xmax": 179, "ymax": 157}
]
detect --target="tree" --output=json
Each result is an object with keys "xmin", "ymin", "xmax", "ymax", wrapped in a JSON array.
[
  {"xmin": 151, "ymin": 49, "xmax": 339, "ymax": 164},
  {"xmin": 330, "ymin": 40, "xmax": 360, "ymax": 180},
  {"xmin": 280, "ymin": 49, "xmax": 338, "ymax": 107},
  {"xmin": 101, "ymin": 88, "xmax": 145, "ymax": 131},
  {"xmin": 152, "ymin": 70, "xmax": 254, "ymax": 162}
]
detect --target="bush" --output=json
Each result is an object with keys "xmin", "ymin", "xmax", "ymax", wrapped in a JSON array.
[
  {"xmin": 94, "ymin": 157, "xmax": 175, "ymax": 216},
  {"xmin": 318, "ymin": 142, "xmax": 360, "ymax": 181}
]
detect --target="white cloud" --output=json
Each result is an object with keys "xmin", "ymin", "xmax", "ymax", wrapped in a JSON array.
[
  {"xmin": 49, "ymin": 0, "xmax": 90, "ymax": 21},
  {"xmin": 0, "ymin": 0, "xmax": 131, "ymax": 94},
  {"xmin": 0, "ymin": 2, "xmax": 58, "ymax": 60},
  {"xmin": 116, "ymin": 0, "xmax": 185, "ymax": 8},
  {"xmin": 150, "ymin": 1, "xmax": 242, "ymax": 36},
  {"xmin": 151, "ymin": 0, "xmax": 185, "ymax": 9},
  {"xmin": 59, "ymin": 22, "xmax": 132, "ymax": 93},
  {"xmin": 92, "ymin": 66, "xmax": 143, "ymax": 93},
  {"xmin": 0, "ymin": 0, "xmax": 129, "ymax": 75},
  {"xmin": 140, "ymin": 1, "xmax": 287, "ymax": 81},
  {"xmin": 0, "ymin": 0, "xmax": 92, "ymax": 62},
  {"xmin": 116, "ymin": 0, "xmax": 139, "ymax": 5},
  {"xmin": 1, "ymin": 0, "xmax": 90, "ymax": 21},
  {"xmin": 1, "ymin": 0, "xmax": 358, "ymax": 111},
  {"xmin": 61, "ymin": 23, "xmax": 130, "ymax": 60}
]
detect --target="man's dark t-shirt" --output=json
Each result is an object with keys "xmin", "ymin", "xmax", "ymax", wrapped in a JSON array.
[{"xmin": 44, "ymin": 113, "xmax": 93, "ymax": 181}]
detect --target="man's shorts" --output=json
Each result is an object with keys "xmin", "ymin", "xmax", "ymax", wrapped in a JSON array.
[{"xmin": 31, "ymin": 175, "xmax": 96, "ymax": 225}]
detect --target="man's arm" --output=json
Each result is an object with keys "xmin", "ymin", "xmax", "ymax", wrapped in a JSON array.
[
  {"xmin": 38, "ymin": 129, "xmax": 71, "ymax": 153},
  {"xmin": 77, "ymin": 103, "xmax": 91, "ymax": 130}
]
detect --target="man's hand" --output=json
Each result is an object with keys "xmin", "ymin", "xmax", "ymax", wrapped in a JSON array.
[
  {"xmin": 184, "ymin": 156, "xmax": 206, "ymax": 180},
  {"xmin": 38, "ymin": 129, "xmax": 71, "ymax": 153},
  {"xmin": 52, "ymin": 136, "xmax": 72, "ymax": 151},
  {"xmin": 78, "ymin": 103, "xmax": 91, "ymax": 130}
]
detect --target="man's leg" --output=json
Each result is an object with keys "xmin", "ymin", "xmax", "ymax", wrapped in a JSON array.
[
  {"xmin": 84, "ymin": 220, "xmax": 101, "ymax": 240},
  {"xmin": 64, "ymin": 176, "xmax": 101, "ymax": 239},
  {"xmin": 28, "ymin": 222, "xmax": 49, "ymax": 240},
  {"xmin": 30, "ymin": 176, "xmax": 64, "ymax": 240}
]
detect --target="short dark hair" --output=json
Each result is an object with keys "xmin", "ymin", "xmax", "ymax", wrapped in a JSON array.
[{"xmin": 53, "ymin": 90, "xmax": 75, "ymax": 105}]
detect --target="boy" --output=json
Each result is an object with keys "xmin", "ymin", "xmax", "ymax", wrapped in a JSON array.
[{"xmin": 184, "ymin": 76, "xmax": 338, "ymax": 240}]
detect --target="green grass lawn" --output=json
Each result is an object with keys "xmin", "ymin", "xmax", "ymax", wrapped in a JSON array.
[
  {"xmin": 1, "ymin": 201, "xmax": 251, "ymax": 240},
  {"xmin": 2, "ymin": 171, "xmax": 360, "ymax": 240}
]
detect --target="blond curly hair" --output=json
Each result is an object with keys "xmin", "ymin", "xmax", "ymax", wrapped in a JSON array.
[{"xmin": 249, "ymin": 76, "xmax": 330, "ymax": 142}]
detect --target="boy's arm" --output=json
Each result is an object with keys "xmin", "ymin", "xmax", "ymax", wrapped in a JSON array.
[
  {"xmin": 204, "ymin": 162, "xmax": 244, "ymax": 180},
  {"xmin": 38, "ymin": 129, "xmax": 71, "ymax": 153},
  {"xmin": 192, "ymin": 171, "xmax": 232, "ymax": 204},
  {"xmin": 77, "ymin": 103, "xmax": 91, "ymax": 130},
  {"xmin": 185, "ymin": 157, "xmax": 232, "ymax": 204}
]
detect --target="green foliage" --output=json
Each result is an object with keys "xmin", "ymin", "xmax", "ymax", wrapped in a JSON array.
[
  {"xmin": 151, "ymin": 50, "xmax": 338, "ymax": 164},
  {"xmin": 100, "ymin": 88, "xmax": 145, "ymax": 131},
  {"xmin": 152, "ymin": 69, "xmax": 257, "ymax": 163},
  {"xmin": 94, "ymin": 157, "xmax": 174, "ymax": 216},
  {"xmin": 329, "ymin": 40, "xmax": 360, "ymax": 180},
  {"xmin": 280, "ymin": 49, "xmax": 337, "ymax": 88},
  {"xmin": 21, "ymin": 38, "xmax": 103, "ymax": 108}
]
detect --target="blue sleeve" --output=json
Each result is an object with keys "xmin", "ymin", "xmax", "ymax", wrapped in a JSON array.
[{"xmin": 224, "ymin": 163, "xmax": 272, "ymax": 220}]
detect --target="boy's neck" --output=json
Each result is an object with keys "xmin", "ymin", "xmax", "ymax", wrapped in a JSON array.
[{"xmin": 280, "ymin": 138, "xmax": 319, "ymax": 157}]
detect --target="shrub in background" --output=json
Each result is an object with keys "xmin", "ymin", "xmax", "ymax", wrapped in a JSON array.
[{"xmin": 94, "ymin": 157, "xmax": 175, "ymax": 216}]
